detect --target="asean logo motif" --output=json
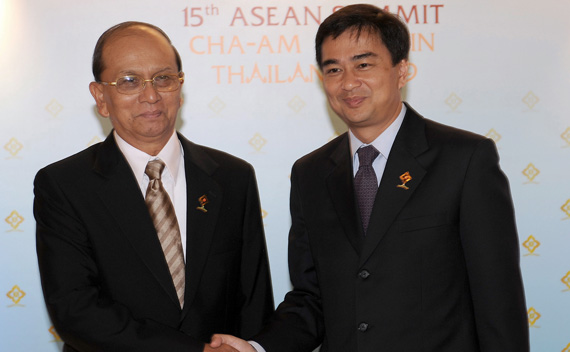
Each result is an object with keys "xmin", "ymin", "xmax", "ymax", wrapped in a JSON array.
[
  {"xmin": 45, "ymin": 99, "xmax": 64, "ymax": 118},
  {"xmin": 87, "ymin": 136, "xmax": 102, "ymax": 147},
  {"xmin": 562, "ymin": 127, "xmax": 570, "ymax": 148},
  {"xmin": 522, "ymin": 235, "xmax": 540, "ymax": 256},
  {"xmin": 527, "ymin": 307, "xmax": 541, "ymax": 328},
  {"xmin": 522, "ymin": 91, "xmax": 539, "ymax": 110},
  {"xmin": 522, "ymin": 163, "xmax": 539, "ymax": 184},
  {"xmin": 249, "ymin": 132, "xmax": 267, "ymax": 152},
  {"xmin": 561, "ymin": 199, "xmax": 570, "ymax": 220},
  {"xmin": 561, "ymin": 271, "xmax": 570, "ymax": 292},
  {"xmin": 6, "ymin": 285, "xmax": 26, "ymax": 307},
  {"xmin": 288, "ymin": 96, "xmax": 306, "ymax": 113},
  {"xmin": 485, "ymin": 129, "xmax": 501, "ymax": 144},
  {"xmin": 49, "ymin": 326, "xmax": 62, "ymax": 342},
  {"xmin": 5, "ymin": 210, "xmax": 24, "ymax": 232},
  {"xmin": 563, "ymin": 342, "xmax": 570, "ymax": 352},
  {"xmin": 4, "ymin": 138, "xmax": 23, "ymax": 159},
  {"xmin": 444, "ymin": 92, "xmax": 462, "ymax": 112},
  {"xmin": 208, "ymin": 96, "xmax": 226, "ymax": 114}
]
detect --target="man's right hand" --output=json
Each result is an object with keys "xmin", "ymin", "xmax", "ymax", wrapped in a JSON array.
[
  {"xmin": 204, "ymin": 342, "xmax": 240, "ymax": 352},
  {"xmin": 209, "ymin": 334, "xmax": 256, "ymax": 352}
]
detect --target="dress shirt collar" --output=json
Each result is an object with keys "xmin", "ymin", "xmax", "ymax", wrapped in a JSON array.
[
  {"xmin": 114, "ymin": 130, "xmax": 182, "ymax": 186},
  {"xmin": 349, "ymin": 103, "xmax": 407, "ymax": 162}
]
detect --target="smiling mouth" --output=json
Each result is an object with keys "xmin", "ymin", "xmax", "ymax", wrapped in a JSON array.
[{"xmin": 343, "ymin": 96, "xmax": 365, "ymax": 108}]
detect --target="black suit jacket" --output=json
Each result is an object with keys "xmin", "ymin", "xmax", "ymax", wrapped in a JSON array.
[
  {"xmin": 255, "ymin": 104, "xmax": 528, "ymax": 351},
  {"xmin": 34, "ymin": 132, "xmax": 274, "ymax": 352}
]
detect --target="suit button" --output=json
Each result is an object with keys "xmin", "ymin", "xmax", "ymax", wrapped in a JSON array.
[
  {"xmin": 358, "ymin": 270, "xmax": 370, "ymax": 279},
  {"xmin": 358, "ymin": 322, "xmax": 369, "ymax": 332}
]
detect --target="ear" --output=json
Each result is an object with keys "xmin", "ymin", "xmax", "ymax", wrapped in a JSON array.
[
  {"xmin": 89, "ymin": 82, "xmax": 110, "ymax": 117},
  {"xmin": 397, "ymin": 59, "xmax": 409, "ymax": 89}
]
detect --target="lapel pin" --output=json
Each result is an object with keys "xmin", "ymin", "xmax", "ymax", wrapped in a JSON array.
[
  {"xmin": 196, "ymin": 195, "xmax": 209, "ymax": 213},
  {"xmin": 397, "ymin": 171, "xmax": 412, "ymax": 190}
]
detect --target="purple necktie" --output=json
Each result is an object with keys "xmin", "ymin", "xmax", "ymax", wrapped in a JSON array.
[{"xmin": 354, "ymin": 146, "xmax": 380, "ymax": 234}]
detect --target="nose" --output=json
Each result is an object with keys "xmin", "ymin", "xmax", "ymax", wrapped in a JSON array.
[
  {"xmin": 341, "ymin": 70, "xmax": 361, "ymax": 91},
  {"xmin": 139, "ymin": 80, "xmax": 161, "ymax": 103}
]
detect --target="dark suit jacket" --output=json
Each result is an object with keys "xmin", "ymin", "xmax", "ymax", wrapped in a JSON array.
[
  {"xmin": 255, "ymin": 104, "xmax": 528, "ymax": 351},
  {"xmin": 34, "ymin": 132, "xmax": 274, "ymax": 352}
]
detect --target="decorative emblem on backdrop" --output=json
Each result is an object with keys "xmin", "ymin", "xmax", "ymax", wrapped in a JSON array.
[
  {"xmin": 563, "ymin": 342, "xmax": 570, "ymax": 352},
  {"xmin": 261, "ymin": 208, "xmax": 268, "ymax": 219},
  {"xmin": 5, "ymin": 211, "xmax": 24, "ymax": 232},
  {"xmin": 196, "ymin": 195, "xmax": 209, "ymax": 213},
  {"xmin": 288, "ymin": 96, "xmax": 306, "ymax": 113},
  {"xmin": 406, "ymin": 62, "xmax": 417, "ymax": 82},
  {"xmin": 561, "ymin": 127, "xmax": 570, "ymax": 148},
  {"xmin": 397, "ymin": 171, "xmax": 412, "ymax": 190},
  {"xmin": 522, "ymin": 163, "xmax": 540, "ymax": 184},
  {"xmin": 249, "ymin": 133, "xmax": 267, "ymax": 152},
  {"xmin": 4, "ymin": 138, "xmax": 23, "ymax": 159},
  {"xmin": 87, "ymin": 136, "xmax": 102, "ymax": 147},
  {"xmin": 522, "ymin": 235, "xmax": 540, "ymax": 256},
  {"xmin": 6, "ymin": 285, "xmax": 25, "ymax": 307},
  {"xmin": 48, "ymin": 326, "xmax": 62, "ymax": 342},
  {"xmin": 527, "ymin": 307, "xmax": 541, "ymax": 328},
  {"xmin": 522, "ymin": 91, "xmax": 539, "ymax": 110},
  {"xmin": 208, "ymin": 97, "xmax": 226, "ymax": 114},
  {"xmin": 562, "ymin": 271, "xmax": 570, "ymax": 292},
  {"xmin": 45, "ymin": 99, "xmax": 64, "ymax": 118},
  {"xmin": 561, "ymin": 199, "xmax": 570, "ymax": 220},
  {"xmin": 485, "ymin": 129, "xmax": 501, "ymax": 144},
  {"xmin": 444, "ymin": 92, "xmax": 462, "ymax": 112}
]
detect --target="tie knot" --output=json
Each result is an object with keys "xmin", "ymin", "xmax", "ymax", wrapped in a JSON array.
[
  {"xmin": 145, "ymin": 159, "xmax": 166, "ymax": 180},
  {"xmin": 357, "ymin": 145, "xmax": 380, "ymax": 167}
]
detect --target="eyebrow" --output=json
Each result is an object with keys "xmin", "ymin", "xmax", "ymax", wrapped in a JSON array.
[{"xmin": 321, "ymin": 52, "xmax": 377, "ymax": 67}]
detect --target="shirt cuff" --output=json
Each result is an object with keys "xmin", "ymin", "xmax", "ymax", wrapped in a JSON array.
[{"xmin": 248, "ymin": 341, "xmax": 266, "ymax": 352}]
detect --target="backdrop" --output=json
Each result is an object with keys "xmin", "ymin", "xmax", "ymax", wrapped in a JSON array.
[{"xmin": 1, "ymin": 0, "xmax": 569, "ymax": 350}]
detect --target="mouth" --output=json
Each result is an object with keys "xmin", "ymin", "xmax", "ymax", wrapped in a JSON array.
[
  {"xmin": 138, "ymin": 110, "xmax": 162, "ymax": 118},
  {"xmin": 343, "ymin": 96, "xmax": 365, "ymax": 108}
]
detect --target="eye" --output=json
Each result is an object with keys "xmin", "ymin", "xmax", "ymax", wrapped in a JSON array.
[
  {"xmin": 358, "ymin": 63, "xmax": 370, "ymax": 69},
  {"xmin": 326, "ymin": 67, "xmax": 341, "ymax": 75},
  {"xmin": 117, "ymin": 76, "xmax": 140, "ymax": 87},
  {"xmin": 154, "ymin": 75, "xmax": 174, "ymax": 87}
]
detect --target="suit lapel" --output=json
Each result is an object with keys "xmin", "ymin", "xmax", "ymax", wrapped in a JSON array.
[
  {"xmin": 326, "ymin": 134, "xmax": 362, "ymax": 254},
  {"xmin": 360, "ymin": 105, "xmax": 429, "ymax": 266},
  {"xmin": 177, "ymin": 134, "xmax": 222, "ymax": 316},
  {"xmin": 94, "ymin": 134, "xmax": 181, "ymax": 306}
]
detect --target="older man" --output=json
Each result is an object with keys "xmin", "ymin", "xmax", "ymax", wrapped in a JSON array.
[
  {"xmin": 212, "ymin": 4, "xmax": 528, "ymax": 352},
  {"xmin": 34, "ymin": 22, "xmax": 273, "ymax": 352}
]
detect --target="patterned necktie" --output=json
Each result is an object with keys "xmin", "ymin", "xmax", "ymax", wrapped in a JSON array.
[
  {"xmin": 354, "ymin": 145, "xmax": 380, "ymax": 235},
  {"xmin": 145, "ymin": 159, "xmax": 185, "ymax": 307}
]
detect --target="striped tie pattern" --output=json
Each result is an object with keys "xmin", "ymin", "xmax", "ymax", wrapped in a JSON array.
[
  {"xmin": 145, "ymin": 159, "xmax": 185, "ymax": 307},
  {"xmin": 354, "ymin": 145, "xmax": 380, "ymax": 235}
]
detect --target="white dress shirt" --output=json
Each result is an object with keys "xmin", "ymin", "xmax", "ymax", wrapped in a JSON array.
[
  {"xmin": 349, "ymin": 103, "xmax": 406, "ymax": 185},
  {"xmin": 114, "ymin": 130, "xmax": 188, "ymax": 259}
]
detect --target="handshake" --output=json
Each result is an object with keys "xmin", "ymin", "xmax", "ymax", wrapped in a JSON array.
[{"xmin": 205, "ymin": 334, "xmax": 257, "ymax": 352}]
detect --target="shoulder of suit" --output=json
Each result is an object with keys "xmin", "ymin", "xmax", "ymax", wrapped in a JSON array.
[
  {"xmin": 179, "ymin": 136, "xmax": 254, "ymax": 172},
  {"xmin": 295, "ymin": 132, "xmax": 348, "ymax": 164},
  {"xmin": 37, "ymin": 142, "xmax": 101, "ymax": 176}
]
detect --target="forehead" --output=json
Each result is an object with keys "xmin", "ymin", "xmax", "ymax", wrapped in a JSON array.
[
  {"xmin": 322, "ymin": 28, "xmax": 385, "ymax": 56},
  {"xmin": 101, "ymin": 27, "xmax": 177, "ymax": 74}
]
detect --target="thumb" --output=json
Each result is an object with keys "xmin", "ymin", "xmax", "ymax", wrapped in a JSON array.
[{"xmin": 210, "ymin": 334, "xmax": 223, "ymax": 348}]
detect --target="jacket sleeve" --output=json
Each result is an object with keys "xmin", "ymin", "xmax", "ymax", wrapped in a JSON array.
[
  {"xmin": 34, "ymin": 168, "xmax": 205, "ymax": 352},
  {"xmin": 235, "ymin": 165, "xmax": 275, "ymax": 339},
  {"xmin": 254, "ymin": 164, "xmax": 324, "ymax": 352},
  {"xmin": 459, "ymin": 138, "xmax": 529, "ymax": 351}
]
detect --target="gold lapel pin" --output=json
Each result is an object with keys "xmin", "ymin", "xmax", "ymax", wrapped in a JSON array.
[
  {"xmin": 196, "ymin": 195, "xmax": 209, "ymax": 213},
  {"xmin": 397, "ymin": 171, "xmax": 412, "ymax": 190}
]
